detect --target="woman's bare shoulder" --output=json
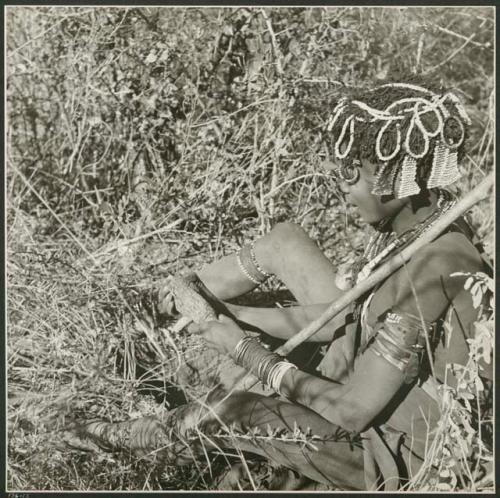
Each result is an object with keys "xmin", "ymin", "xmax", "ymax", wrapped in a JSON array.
[
  {"xmin": 412, "ymin": 227, "xmax": 483, "ymax": 275},
  {"xmin": 369, "ymin": 227, "xmax": 483, "ymax": 324}
]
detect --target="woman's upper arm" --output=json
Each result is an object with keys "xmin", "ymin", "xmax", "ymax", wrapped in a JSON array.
[
  {"xmin": 284, "ymin": 350, "xmax": 406, "ymax": 432},
  {"xmin": 318, "ymin": 234, "xmax": 483, "ymax": 431}
]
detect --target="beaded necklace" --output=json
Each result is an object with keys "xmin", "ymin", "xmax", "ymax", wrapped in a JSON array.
[
  {"xmin": 352, "ymin": 189, "xmax": 456, "ymax": 285},
  {"xmin": 349, "ymin": 189, "xmax": 456, "ymax": 322}
]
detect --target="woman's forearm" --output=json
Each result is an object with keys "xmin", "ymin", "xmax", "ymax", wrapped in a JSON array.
[
  {"xmin": 227, "ymin": 302, "xmax": 350, "ymax": 342},
  {"xmin": 228, "ymin": 304, "xmax": 308, "ymax": 339},
  {"xmin": 279, "ymin": 368, "xmax": 354, "ymax": 428}
]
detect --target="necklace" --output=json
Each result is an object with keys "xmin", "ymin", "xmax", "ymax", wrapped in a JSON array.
[
  {"xmin": 353, "ymin": 189, "xmax": 456, "ymax": 285},
  {"xmin": 342, "ymin": 189, "xmax": 456, "ymax": 357}
]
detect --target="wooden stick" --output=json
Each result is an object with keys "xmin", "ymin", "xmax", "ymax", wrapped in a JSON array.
[
  {"xmin": 231, "ymin": 172, "xmax": 493, "ymax": 391},
  {"xmin": 277, "ymin": 173, "xmax": 494, "ymax": 355}
]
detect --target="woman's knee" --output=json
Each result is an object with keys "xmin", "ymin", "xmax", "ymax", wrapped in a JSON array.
[
  {"xmin": 257, "ymin": 222, "xmax": 310, "ymax": 267},
  {"xmin": 270, "ymin": 222, "xmax": 309, "ymax": 245}
]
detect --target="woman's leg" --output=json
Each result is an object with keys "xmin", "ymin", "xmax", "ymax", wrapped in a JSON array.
[
  {"xmin": 255, "ymin": 222, "xmax": 344, "ymax": 305},
  {"xmin": 149, "ymin": 226, "xmax": 358, "ymax": 485},
  {"xmin": 201, "ymin": 390, "xmax": 366, "ymax": 490},
  {"xmin": 197, "ymin": 222, "xmax": 343, "ymax": 305},
  {"xmin": 64, "ymin": 389, "xmax": 366, "ymax": 490},
  {"xmin": 195, "ymin": 228, "xmax": 362, "ymax": 485}
]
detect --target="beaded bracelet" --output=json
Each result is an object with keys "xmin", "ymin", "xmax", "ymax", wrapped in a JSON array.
[
  {"xmin": 236, "ymin": 250, "xmax": 262, "ymax": 285},
  {"xmin": 233, "ymin": 336, "xmax": 255, "ymax": 364},
  {"xmin": 249, "ymin": 241, "xmax": 272, "ymax": 278},
  {"xmin": 236, "ymin": 241, "xmax": 272, "ymax": 285},
  {"xmin": 234, "ymin": 336, "xmax": 280, "ymax": 379}
]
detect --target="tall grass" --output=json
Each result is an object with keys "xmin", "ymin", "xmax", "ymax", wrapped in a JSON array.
[{"xmin": 6, "ymin": 6, "xmax": 494, "ymax": 491}]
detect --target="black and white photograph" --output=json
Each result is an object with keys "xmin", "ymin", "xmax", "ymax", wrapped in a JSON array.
[{"xmin": 5, "ymin": 4, "xmax": 495, "ymax": 492}]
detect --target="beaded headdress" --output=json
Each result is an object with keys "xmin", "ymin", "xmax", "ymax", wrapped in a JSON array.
[{"xmin": 324, "ymin": 81, "xmax": 470, "ymax": 198}]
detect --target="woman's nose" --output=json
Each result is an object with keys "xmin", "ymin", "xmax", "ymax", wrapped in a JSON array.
[{"xmin": 322, "ymin": 160, "xmax": 336, "ymax": 174}]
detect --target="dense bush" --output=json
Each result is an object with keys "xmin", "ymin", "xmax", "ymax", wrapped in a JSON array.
[{"xmin": 6, "ymin": 6, "xmax": 494, "ymax": 491}]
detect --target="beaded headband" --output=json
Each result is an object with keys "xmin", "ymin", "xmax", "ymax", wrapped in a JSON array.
[{"xmin": 325, "ymin": 82, "xmax": 471, "ymax": 198}]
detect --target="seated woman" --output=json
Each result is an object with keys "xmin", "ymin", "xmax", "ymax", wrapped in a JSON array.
[{"xmin": 64, "ymin": 79, "xmax": 492, "ymax": 490}]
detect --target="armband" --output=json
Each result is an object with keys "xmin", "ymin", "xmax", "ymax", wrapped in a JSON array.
[{"xmin": 370, "ymin": 311, "xmax": 431, "ymax": 384}]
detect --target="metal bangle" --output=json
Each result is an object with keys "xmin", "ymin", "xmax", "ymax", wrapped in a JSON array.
[{"xmin": 270, "ymin": 361, "xmax": 297, "ymax": 395}]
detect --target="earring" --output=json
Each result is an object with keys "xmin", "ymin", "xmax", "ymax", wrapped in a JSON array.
[
  {"xmin": 371, "ymin": 162, "xmax": 398, "ymax": 196},
  {"xmin": 340, "ymin": 159, "xmax": 361, "ymax": 185},
  {"xmin": 397, "ymin": 155, "xmax": 420, "ymax": 198},
  {"xmin": 427, "ymin": 142, "xmax": 449, "ymax": 189}
]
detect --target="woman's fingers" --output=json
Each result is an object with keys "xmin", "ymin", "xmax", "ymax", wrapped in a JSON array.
[
  {"xmin": 158, "ymin": 275, "xmax": 180, "ymax": 316},
  {"xmin": 218, "ymin": 314, "xmax": 236, "ymax": 326},
  {"xmin": 157, "ymin": 283, "xmax": 181, "ymax": 317},
  {"xmin": 188, "ymin": 317, "xmax": 230, "ymax": 345},
  {"xmin": 158, "ymin": 293, "xmax": 175, "ymax": 315},
  {"xmin": 187, "ymin": 321, "xmax": 202, "ymax": 334},
  {"xmin": 188, "ymin": 318, "xmax": 218, "ymax": 335},
  {"xmin": 158, "ymin": 277, "xmax": 172, "ymax": 302},
  {"xmin": 187, "ymin": 314, "xmax": 246, "ymax": 355}
]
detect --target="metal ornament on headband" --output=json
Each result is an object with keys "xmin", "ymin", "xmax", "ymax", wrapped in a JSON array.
[{"xmin": 325, "ymin": 83, "xmax": 470, "ymax": 198}]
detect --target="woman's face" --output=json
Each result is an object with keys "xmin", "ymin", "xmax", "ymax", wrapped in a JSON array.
[{"xmin": 324, "ymin": 157, "xmax": 407, "ymax": 224}]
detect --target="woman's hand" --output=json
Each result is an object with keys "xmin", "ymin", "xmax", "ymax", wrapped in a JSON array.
[{"xmin": 188, "ymin": 315, "xmax": 246, "ymax": 356}]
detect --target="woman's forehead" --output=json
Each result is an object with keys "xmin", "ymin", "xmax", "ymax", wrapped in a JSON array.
[
  {"xmin": 322, "ymin": 135, "xmax": 378, "ymax": 173},
  {"xmin": 322, "ymin": 159, "xmax": 337, "ymax": 171},
  {"xmin": 323, "ymin": 151, "xmax": 377, "ymax": 173}
]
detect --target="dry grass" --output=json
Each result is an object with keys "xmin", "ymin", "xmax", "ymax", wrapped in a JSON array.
[{"xmin": 6, "ymin": 6, "xmax": 494, "ymax": 491}]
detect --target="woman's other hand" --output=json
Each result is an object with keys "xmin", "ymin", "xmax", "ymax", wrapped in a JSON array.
[{"xmin": 188, "ymin": 315, "xmax": 246, "ymax": 356}]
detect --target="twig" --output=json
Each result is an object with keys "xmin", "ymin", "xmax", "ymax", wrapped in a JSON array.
[
  {"xmin": 430, "ymin": 22, "xmax": 492, "ymax": 49},
  {"xmin": 426, "ymin": 29, "xmax": 480, "ymax": 74},
  {"xmin": 413, "ymin": 33, "xmax": 425, "ymax": 73},
  {"xmin": 260, "ymin": 9, "xmax": 283, "ymax": 75},
  {"xmin": 10, "ymin": 163, "xmax": 98, "ymax": 265},
  {"xmin": 263, "ymin": 173, "xmax": 324, "ymax": 200},
  {"xmin": 190, "ymin": 99, "xmax": 277, "ymax": 129},
  {"xmin": 91, "ymin": 220, "xmax": 183, "ymax": 259}
]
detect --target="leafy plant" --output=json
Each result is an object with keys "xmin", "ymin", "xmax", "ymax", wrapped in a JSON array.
[{"xmin": 407, "ymin": 271, "xmax": 494, "ymax": 491}]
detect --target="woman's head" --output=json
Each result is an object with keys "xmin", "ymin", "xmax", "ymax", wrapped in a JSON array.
[
  {"xmin": 322, "ymin": 77, "xmax": 470, "ymax": 223},
  {"xmin": 324, "ymin": 155, "xmax": 408, "ymax": 224}
]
